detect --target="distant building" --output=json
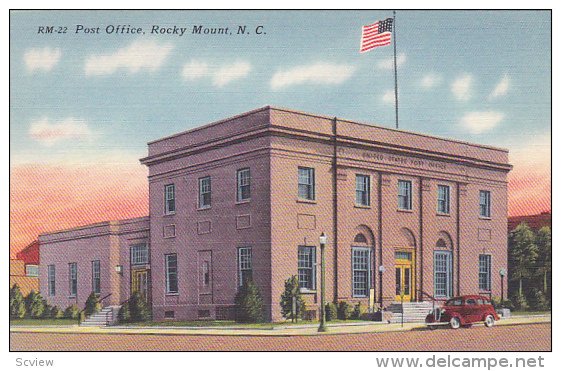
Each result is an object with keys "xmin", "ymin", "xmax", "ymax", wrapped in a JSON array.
[
  {"xmin": 10, "ymin": 240, "xmax": 40, "ymax": 295},
  {"xmin": 39, "ymin": 106, "xmax": 512, "ymax": 322},
  {"xmin": 508, "ymin": 211, "xmax": 551, "ymax": 232}
]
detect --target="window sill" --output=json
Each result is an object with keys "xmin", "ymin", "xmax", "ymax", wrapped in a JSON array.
[
  {"xmin": 397, "ymin": 208, "xmax": 413, "ymax": 213},
  {"xmin": 68, "ymin": 296, "xmax": 76, "ymax": 299},
  {"xmin": 354, "ymin": 204, "xmax": 371, "ymax": 209},
  {"xmin": 479, "ymin": 216, "xmax": 492, "ymax": 220},
  {"xmin": 436, "ymin": 212, "xmax": 451, "ymax": 217},
  {"xmin": 299, "ymin": 289, "xmax": 317, "ymax": 294},
  {"xmin": 163, "ymin": 212, "xmax": 176, "ymax": 217},
  {"xmin": 165, "ymin": 292, "xmax": 179, "ymax": 296},
  {"xmin": 296, "ymin": 198, "xmax": 317, "ymax": 204},
  {"xmin": 236, "ymin": 199, "xmax": 251, "ymax": 205},
  {"xmin": 197, "ymin": 206, "xmax": 211, "ymax": 211}
]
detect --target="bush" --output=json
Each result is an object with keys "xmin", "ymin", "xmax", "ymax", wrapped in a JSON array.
[
  {"xmin": 64, "ymin": 304, "xmax": 80, "ymax": 319},
  {"xmin": 351, "ymin": 302, "xmax": 363, "ymax": 320},
  {"xmin": 25, "ymin": 290, "xmax": 46, "ymax": 318},
  {"xmin": 84, "ymin": 292, "xmax": 102, "ymax": 317},
  {"xmin": 511, "ymin": 292, "xmax": 528, "ymax": 311},
  {"xmin": 337, "ymin": 301, "xmax": 352, "ymax": 320},
  {"xmin": 280, "ymin": 276, "xmax": 306, "ymax": 321},
  {"xmin": 528, "ymin": 289, "xmax": 550, "ymax": 311},
  {"xmin": 42, "ymin": 301, "xmax": 53, "ymax": 319},
  {"xmin": 128, "ymin": 292, "xmax": 151, "ymax": 322},
  {"xmin": 235, "ymin": 279, "xmax": 264, "ymax": 323},
  {"xmin": 118, "ymin": 302, "xmax": 131, "ymax": 323},
  {"xmin": 51, "ymin": 306, "xmax": 64, "ymax": 319},
  {"xmin": 9, "ymin": 284, "xmax": 26, "ymax": 319},
  {"xmin": 325, "ymin": 302, "xmax": 337, "ymax": 322}
]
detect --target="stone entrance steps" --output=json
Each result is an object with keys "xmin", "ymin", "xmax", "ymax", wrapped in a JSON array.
[
  {"xmin": 386, "ymin": 301, "xmax": 434, "ymax": 323},
  {"xmin": 80, "ymin": 306, "xmax": 120, "ymax": 327}
]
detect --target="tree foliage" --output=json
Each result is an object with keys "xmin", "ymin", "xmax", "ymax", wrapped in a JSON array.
[
  {"xmin": 279, "ymin": 275, "xmax": 306, "ymax": 321},
  {"xmin": 508, "ymin": 223, "xmax": 538, "ymax": 296},
  {"xmin": 234, "ymin": 279, "xmax": 264, "ymax": 323},
  {"xmin": 9, "ymin": 284, "xmax": 26, "ymax": 319}
]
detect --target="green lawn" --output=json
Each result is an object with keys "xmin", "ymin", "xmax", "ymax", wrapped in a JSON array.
[
  {"xmin": 123, "ymin": 319, "xmax": 368, "ymax": 328},
  {"xmin": 10, "ymin": 318, "xmax": 78, "ymax": 326}
]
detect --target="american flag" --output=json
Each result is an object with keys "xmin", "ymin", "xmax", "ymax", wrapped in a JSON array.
[{"xmin": 360, "ymin": 18, "xmax": 393, "ymax": 53}]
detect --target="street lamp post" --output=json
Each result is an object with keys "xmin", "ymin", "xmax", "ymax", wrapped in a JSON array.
[
  {"xmin": 378, "ymin": 265, "xmax": 386, "ymax": 308},
  {"xmin": 499, "ymin": 268, "xmax": 506, "ymax": 304},
  {"xmin": 318, "ymin": 232, "xmax": 328, "ymax": 333}
]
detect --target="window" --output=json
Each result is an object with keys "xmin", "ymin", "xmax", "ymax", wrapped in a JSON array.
[
  {"xmin": 203, "ymin": 261, "xmax": 210, "ymax": 286},
  {"xmin": 352, "ymin": 247, "xmax": 371, "ymax": 297},
  {"xmin": 25, "ymin": 265, "xmax": 39, "ymax": 277},
  {"xmin": 237, "ymin": 168, "xmax": 251, "ymax": 202},
  {"xmin": 298, "ymin": 246, "xmax": 316, "ymax": 291},
  {"xmin": 164, "ymin": 184, "xmax": 175, "ymax": 214},
  {"xmin": 199, "ymin": 176, "xmax": 211, "ymax": 208},
  {"xmin": 398, "ymin": 180, "xmax": 412, "ymax": 210},
  {"xmin": 298, "ymin": 167, "xmax": 315, "ymax": 200},
  {"xmin": 165, "ymin": 254, "xmax": 178, "ymax": 294},
  {"xmin": 434, "ymin": 252, "xmax": 452, "ymax": 298},
  {"xmin": 131, "ymin": 244, "xmax": 149, "ymax": 265},
  {"xmin": 355, "ymin": 174, "xmax": 370, "ymax": 206},
  {"xmin": 479, "ymin": 254, "xmax": 492, "ymax": 291},
  {"xmin": 92, "ymin": 260, "xmax": 101, "ymax": 294},
  {"xmin": 48, "ymin": 265, "xmax": 56, "ymax": 296},
  {"xmin": 479, "ymin": 190, "xmax": 491, "ymax": 218},
  {"xmin": 238, "ymin": 247, "xmax": 252, "ymax": 286},
  {"xmin": 437, "ymin": 185, "xmax": 450, "ymax": 214},
  {"xmin": 68, "ymin": 263, "xmax": 77, "ymax": 297}
]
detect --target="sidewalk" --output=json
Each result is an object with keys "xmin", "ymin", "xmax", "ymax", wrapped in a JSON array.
[{"xmin": 10, "ymin": 314, "xmax": 550, "ymax": 337}]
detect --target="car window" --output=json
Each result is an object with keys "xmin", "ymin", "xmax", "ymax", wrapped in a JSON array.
[
  {"xmin": 466, "ymin": 299, "xmax": 476, "ymax": 305},
  {"xmin": 446, "ymin": 298, "xmax": 462, "ymax": 306},
  {"xmin": 476, "ymin": 299, "xmax": 484, "ymax": 305}
]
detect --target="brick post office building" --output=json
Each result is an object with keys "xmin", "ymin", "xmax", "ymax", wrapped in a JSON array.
[{"xmin": 39, "ymin": 106, "xmax": 511, "ymax": 322}]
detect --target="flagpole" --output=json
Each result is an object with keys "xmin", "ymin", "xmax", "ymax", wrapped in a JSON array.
[{"xmin": 393, "ymin": 10, "xmax": 399, "ymax": 129}]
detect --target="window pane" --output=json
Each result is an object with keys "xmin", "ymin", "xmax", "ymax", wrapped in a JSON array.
[
  {"xmin": 48, "ymin": 265, "xmax": 56, "ymax": 296},
  {"xmin": 356, "ymin": 175, "xmax": 370, "ymax": 206},
  {"xmin": 352, "ymin": 247, "xmax": 371, "ymax": 297},
  {"xmin": 165, "ymin": 184, "xmax": 175, "ymax": 214},
  {"xmin": 398, "ymin": 180, "xmax": 412, "ymax": 210},
  {"xmin": 237, "ymin": 168, "xmax": 251, "ymax": 201},
  {"xmin": 298, "ymin": 167, "xmax": 315, "ymax": 200},
  {"xmin": 238, "ymin": 247, "xmax": 253, "ymax": 286},
  {"xmin": 199, "ymin": 177, "xmax": 211, "ymax": 207},
  {"xmin": 298, "ymin": 246, "xmax": 316, "ymax": 290},
  {"xmin": 479, "ymin": 254, "xmax": 491, "ymax": 291},
  {"xmin": 165, "ymin": 254, "xmax": 178, "ymax": 293}
]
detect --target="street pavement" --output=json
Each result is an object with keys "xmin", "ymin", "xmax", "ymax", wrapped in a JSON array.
[{"xmin": 10, "ymin": 323, "xmax": 551, "ymax": 351}]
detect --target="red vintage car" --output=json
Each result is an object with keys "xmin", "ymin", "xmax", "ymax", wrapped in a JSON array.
[{"xmin": 425, "ymin": 295, "xmax": 499, "ymax": 329}]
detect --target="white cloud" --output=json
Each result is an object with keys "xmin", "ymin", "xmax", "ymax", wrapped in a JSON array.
[
  {"xmin": 376, "ymin": 53, "xmax": 406, "ymax": 70},
  {"xmin": 420, "ymin": 73, "xmax": 441, "ymax": 89},
  {"xmin": 84, "ymin": 40, "xmax": 173, "ymax": 76},
  {"xmin": 270, "ymin": 63, "xmax": 356, "ymax": 90},
  {"xmin": 381, "ymin": 90, "xmax": 394, "ymax": 105},
  {"xmin": 181, "ymin": 61, "xmax": 210, "ymax": 81},
  {"xmin": 24, "ymin": 47, "xmax": 61, "ymax": 73},
  {"xmin": 460, "ymin": 111, "xmax": 504, "ymax": 134},
  {"xmin": 212, "ymin": 61, "xmax": 252, "ymax": 87},
  {"xmin": 489, "ymin": 74, "xmax": 510, "ymax": 100},
  {"xmin": 451, "ymin": 74, "xmax": 473, "ymax": 101},
  {"xmin": 28, "ymin": 118, "xmax": 93, "ymax": 146}
]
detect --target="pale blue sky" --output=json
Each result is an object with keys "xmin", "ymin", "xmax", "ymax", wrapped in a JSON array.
[{"xmin": 10, "ymin": 10, "xmax": 551, "ymax": 165}]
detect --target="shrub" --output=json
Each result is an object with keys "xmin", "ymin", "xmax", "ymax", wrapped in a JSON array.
[
  {"xmin": 234, "ymin": 279, "xmax": 264, "ymax": 323},
  {"xmin": 84, "ymin": 292, "xmax": 102, "ymax": 317},
  {"xmin": 511, "ymin": 292, "xmax": 528, "ymax": 311},
  {"xmin": 337, "ymin": 301, "xmax": 352, "ymax": 320},
  {"xmin": 9, "ymin": 284, "xmax": 26, "ymax": 319},
  {"xmin": 325, "ymin": 302, "xmax": 337, "ymax": 322},
  {"xmin": 351, "ymin": 302, "xmax": 363, "ymax": 320},
  {"xmin": 128, "ymin": 292, "xmax": 151, "ymax": 322},
  {"xmin": 118, "ymin": 302, "xmax": 131, "ymax": 323},
  {"xmin": 280, "ymin": 275, "xmax": 306, "ymax": 321},
  {"xmin": 25, "ymin": 290, "xmax": 46, "ymax": 318},
  {"xmin": 528, "ymin": 289, "xmax": 550, "ymax": 311},
  {"xmin": 42, "ymin": 301, "xmax": 53, "ymax": 319},
  {"xmin": 64, "ymin": 304, "xmax": 80, "ymax": 319},
  {"xmin": 51, "ymin": 306, "xmax": 64, "ymax": 319}
]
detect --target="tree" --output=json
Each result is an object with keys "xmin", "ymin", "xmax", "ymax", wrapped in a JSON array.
[
  {"xmin": 84, "ymin": 292, "xmax": 102, "ymax": 317},
  {"xmin": 234, "ymin": 279, "xmax": 264, "ymax": 323},
  {"xmin": 508, "ymin": 223, "xmax": 538, "ymax": 297},
  {"xmin": 280, "ymin": 275, "xmax": 306, "ymax": 322},
  {"xmin": 64, "ymin": 304, "xmax": 80, "ymax": 319},
  {"xmin": 128, "ymin": 291, "xmax": 151, "ymax": 322},
  {"xmin": 535, "ymin": 227, "xmax": 551, "ymax": 296},
  {"xmin": 9, "ymin": 284, "xmax": 26, "ymax": 319},
  {"xmin": 24, "ymin": 290, "xmax": 46, "ymax": 318}
]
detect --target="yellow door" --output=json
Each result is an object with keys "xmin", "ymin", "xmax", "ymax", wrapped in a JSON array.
[
  {"xmin": 132, "ymin": 269, "xmax": 150, "ymax": 302},
  {"xmin": 395, "ymin": 250, "xmax": 414, "ymax": 302}
]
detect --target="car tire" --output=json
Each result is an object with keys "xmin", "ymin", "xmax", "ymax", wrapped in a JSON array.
[
  {"xmin": 450, "ymin": 317, "xmax": 461, "ymax": 329},
  {"xmin": 484, "ymin": 314, "xmax": 495, "ymax": 327}
]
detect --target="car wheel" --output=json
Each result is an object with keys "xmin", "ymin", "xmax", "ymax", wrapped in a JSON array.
[
  {"xmin": 450, "ymin": 317, "xmax": 461, "ymax": 329},
  {"xmin": 484, "ymin": 314, "xmax": 495, "ymax": 327}
]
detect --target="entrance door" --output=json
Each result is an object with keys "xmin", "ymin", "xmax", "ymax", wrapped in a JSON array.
[
  {"xmin": 395, "ymin": 250, "xmax": 414, "ymax": 301},
  {"xmin": 132, "ymin": 269, "xmax": 150, "ymax": 303}
]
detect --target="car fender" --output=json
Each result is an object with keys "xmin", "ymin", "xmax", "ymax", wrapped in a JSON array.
[{"xmin": 447, "ymin": 311, "xmax": 465, "ymax": 324}]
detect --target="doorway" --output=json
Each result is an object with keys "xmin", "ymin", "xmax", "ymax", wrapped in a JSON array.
[
  {"xmin": 132, "ymin": 269, "xmax": 151, "ymax": 303},
  {"xmin": 395, "ymin": 250, "xmax": 414, "ymax": 301}
]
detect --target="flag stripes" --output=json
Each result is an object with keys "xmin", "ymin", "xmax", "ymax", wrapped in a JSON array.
[{"xmin": 360, "ymin": 18, "xmax": 393, "ymax": 53}]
